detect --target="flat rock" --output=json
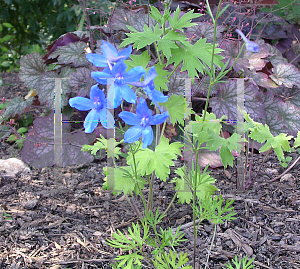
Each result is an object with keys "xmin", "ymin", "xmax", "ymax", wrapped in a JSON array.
[{"xmin": 0, "ymin": 158, "xmax": 31, "ymax": 177}]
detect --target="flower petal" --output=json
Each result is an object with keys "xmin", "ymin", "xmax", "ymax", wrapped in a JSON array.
[
  {"xmin": 119, "ymin": 111, "xmax": 141, "ymax": 126},
  {"xmin": 141, "ymin": 125, "xmax": 154, "ymax": 148},
  {"xmin": 149, "ymin": 111, "xmax": 169, "ymax": 125},
  {"xmin": 99, "ymin": 109, "xmax": 115, "ymax": 129},
  {"xmin": 90, "ymin": 85, "xmax": 107, "ymax": 108},
  {"xmin": 143, "ymin": 66, "xmax": 157, "ymax": 85},
  {"xmin": 120, "ymin": 84, "xmax": 137, "ymax": 104},
  {"xmin": 69, "ymin": 96, "xmax": 93, "ymax": 111},
  {"xmin": 91, "ymin": 71, "xmax": 114, "ymax": 84},
  {"xmin": 124, "ymin": 126, "xmax": 143, "ymax": 144},
  {"xmin": 84, "ymin": 109, "xmax": 100, "ymax": 133},
  {"xmin": 136, "ymin": 97, "xmax": 152, "ymax": 118},
  {"xmin": 86, "ymin": 53, "xmax": 108, "ymax": 67},
  {"xmin": 124, "ymin": 66, "xmax": 146, "ymax": 83},
  {"xmin": 107, "ymin": 83, "xmax": 122, "ymax": 108},
  {"xmin": 111, "ymin": 61, "xmax": 127, "ymax": 77},
  {"xmin": 151, "ymin": 89, "xmax": 168, "ymax": 103},
  {"xmin": 101, "ymin": 41, "xmax": 118, "ymax": 61},
  {"xmin": 118, "ymin": 45, "xmax": 132, "ymax": 60}
]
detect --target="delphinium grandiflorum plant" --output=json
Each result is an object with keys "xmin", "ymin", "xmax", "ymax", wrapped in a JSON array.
[{"xmin": 10, "ymin": 0, "xmax": 300, "ymax": 267}]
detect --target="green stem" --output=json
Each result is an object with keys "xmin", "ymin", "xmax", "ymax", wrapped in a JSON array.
[
  {"xmin": 204, "ymin": 224, "xmax": 217, "ymax": 269},
  {"xmin": 193, "ymin": 149, "xmax": 199, "ymax": 269},
  {"xmin": 130, "ymin": 144, "xmax": 149, "ymax": 215},
  {"xmin": 167, "ymin": 61, "xmax": 180, "ymax": 81}
]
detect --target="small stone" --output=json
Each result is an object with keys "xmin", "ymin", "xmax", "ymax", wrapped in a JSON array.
[{"xmin": 0, "ymin": 158, "xmax": 31, "ymax": 177}]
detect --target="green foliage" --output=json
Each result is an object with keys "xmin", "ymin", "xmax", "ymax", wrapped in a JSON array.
[
  {"xmin": 107, "ymin": 214, "xmax": 191, "ymax": 269},
  {"xmin": 126, "ymin": 136, "xmax": 183, "ymax": 182},
  {"xmin": 81, "ymin": 135, "xmax": 123, "ymax": 158},
  {"xmin": 172, "ymin": 165, "xmax": 218, "ymax": 204},
  {"xmin": 185, "ymin": 112, "xmax": 245, "ymax": 168},
  {"xmin": 0, "ymin": 0, "xmax": 83, "ymax": 71},
  {"xmin": 223, "ymin": 255, "xmax": 255, "ymax": 269},
  {"xmin": 120, "ymin": 5, "xmax": 224, "ymax": 78},
  {"xmin": 106, "ymin": 222, "xmax": 148, "ymax": 268},
  {"xmin": 262, "ymin": 0, "xmax": 300, "ymax": 24},
  {"xmin": 193, "ymin": 195, "xmax": 237, "ymax": 225},
  {"xmin": 240, "ymin": 107, "xmax": 293, "ymax": 167}
]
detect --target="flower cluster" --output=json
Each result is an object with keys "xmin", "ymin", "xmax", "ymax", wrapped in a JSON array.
[{"xmin": 69, "ymin": 41, "xmax": 169, "ymax": 148}]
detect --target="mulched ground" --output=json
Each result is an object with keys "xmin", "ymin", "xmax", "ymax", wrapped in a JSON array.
[{"xmin": 0, "ymin": 72, "xmax": 300, "ymax": 269}]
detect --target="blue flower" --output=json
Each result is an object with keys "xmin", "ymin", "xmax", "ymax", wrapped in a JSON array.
[
  {"xmin": 119, "ymin": 97, "xmax": 169, "ymax": 149},
  {"xmin": 91, "ymin": 60, "xmax": 145, "ymax": 108},
  {"xmin": 69, "ymin": 84, "xmax": 114, "ymax": 133},
  {"xmin": 86, "ymin": 41, "xmax": 132, "ymax": 69},
  {"xmin": 236, "ymin": 29, "xmax": 259, "ymax": 53},
  {"xmin": 137, "ymin": 66, "xmax": 168, "ymax": 112}
]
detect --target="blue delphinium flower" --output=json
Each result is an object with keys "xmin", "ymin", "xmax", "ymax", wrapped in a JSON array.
[
  {"xmin": 131, "ymin": 66, "xmax": 168, "ymax": 112},
  {"xmin": 236, "ymin": 29, "xmax": 259, "ymax": 53},
  {"xmin": 119, "ymin": 97, "xmax": 169, "ymax": 149},
  {"xmin": 91, "ymin": 60, "xmax": 145, "ymax": 108},
  {"xmin": 69, "ymin": 84, "xmax": 114, "ymax": 133},
  {"xmin": 86, "ymin": 41, "xmax": 132, "ymax": 70}
]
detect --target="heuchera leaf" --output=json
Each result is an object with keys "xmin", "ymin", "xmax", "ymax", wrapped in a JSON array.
[
  {"xmin": 22, "ymin": 114, "xmax": 94, "ymax": 168},
  {"xmin": 258, "ymin": 91, "xmax": 287, "ymax": 136},
  {"xmin": 270, "ymin": 63, "xmax": 300, "ymax": 88},
  {"xmin": 19, "ymin": 52, "xmax": 48, "ymax": 89},
  {"xmin": 210, "ymin": 80, "xmax": 265, "ymax": 121},
  {"xmin": 250, "ymin": 72, "xmax": 278, "ymax": 89},
  {"xmin": 19, "ymin": 53, "xmax": 73, "ymax": 109},
  {"xmin": 4, "ymin": 97, "xmax": 34, "ymax": 118},
  {"xmin": 185, "ymin": 22, "xmax": 225, "ymax": 43},
  {"xmin": 277, "ymin": 101, "xmax": 300, "ymax": 137},
  {"xmin": 68, "ymin": 67, "xmax": 95, "ymax": 97},
  {"xmin": 167, "ymin": 69, "xmax": 189, "ymax": 96},
  {"xmin": 109, "ymin": 7, "xmax": 156, "ymax": 32},
  {"xmin": 48, "ymin": 42, "xmax": 89, "ymax": 67},
  {"xmin": 220, "ymin": 40, "xmax": 249, "ymax": 72}
]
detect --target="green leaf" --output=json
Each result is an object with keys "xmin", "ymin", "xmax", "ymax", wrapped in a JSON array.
[
  {"xmin": 154, "ymin": 63, "xmax": 169, "ymax": 92},
  {"xmin": 168, "ymin": 6, "xmax": 201, "ymax": 31},
  {"xmin": 270, "ymin": 63, "xmax": 300, "ymax": 88},
  {"xmin": 126, "ymin": 136, "xmax": 182, "ymax": 182},
  {"xmin": 113, "ymin": 166, "xmax": 147, "ymax": 196},
  {"xmin": 2, "ymin": 22, "xmax": 13, "ymax": 28},
  {"xmin": 294, "ymin": 131, "xmax": 300, "ymax": 148},
  {"xmin": 125, "ymin": 50, "xmax": 151, "ymax": 70},
  {"xmin": 163, "ymin": 94, "xmax": 185, "ymax": 125},
  {"xmin": 154, "ymin": 250, "xmax": 192, "ymax": 268},
  {"xmin": 149, "ymin": 6, "xmax": 164, "ymax": 25},
  {"xmin": 172, "ymin": 165, "xmax": 218, "ymax": 204},
  {"xmin": 220, "ymin": 134, "xmax": 245, "ymax": 168},
  {"xmin": 0, "ymin": 35, "xmax": 13, "ymax": 42},
  {"xmin": 121, "ymin": 24, "xmax": 161, "ymax": 50},
  {"xmin": 17, "ymin": 127, "xmax": 28, "ymax": 134},
  {"xmin": 167, "ymin": 39, "xmax": 224, "ymax": 77}
]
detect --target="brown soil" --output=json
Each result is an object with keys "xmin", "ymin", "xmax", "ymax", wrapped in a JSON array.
[{"xmin": 0, "ymin": 72, "xmax": 300, "ymax": 269}]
